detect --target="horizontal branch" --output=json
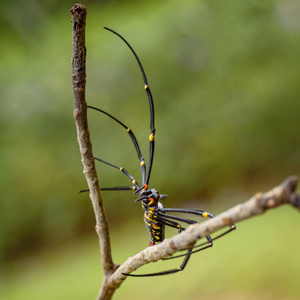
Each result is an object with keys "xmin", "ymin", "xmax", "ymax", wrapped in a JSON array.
[{"xmin": 108, "ymin": 176, "xmax": 299, "ymax": 288}]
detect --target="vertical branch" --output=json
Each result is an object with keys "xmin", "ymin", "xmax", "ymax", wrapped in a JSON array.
[{"xmin": 70, "ymin": 4, "xmax": 117, "ymax": 286}]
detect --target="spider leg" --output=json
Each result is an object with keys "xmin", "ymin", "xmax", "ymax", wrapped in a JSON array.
[
  {"xmin": 104, "ymin": 27, "xmax": 155, "ymax": 187},
  {"xmin": 156, "ymin": 211, "xmax": 209, "ymax": 226},
  {"xmin": 156, "ymin": 212, "xmax": 213, "ymax": 259},
  {"xmin": 123, "ymin": 247, "xmax": 194, "ymax": 277},
  {"xmin": 158, "ymin": 206, "xmax": 235, "ymax": 245},
  {"xmin": 88, "ymin": 105, "xmax": 147, "ymax": 184},
  {"xmin": 159, "ymin": 207, "xmax": 214, "ymax": 218},
  {"xmin": 94, "ymin": 157, "xmax": 140, "ymax": 191},
  {"xmin": 78, "ymin": 186, "xmax": 135, "ymax": 193},
  {"xmin": 123, "ymin": 217, "xmax": 195, "ymax": 277},
  {"xmin": 101, "ymin": 187, "xmax": 135, "ymax": 191},
  {"xmin": 155, "ymin": 208, "xmax": 235, "ymax": 260},
  {"xmin": 165, "ymin": 224, "xmax": 236, "ymax": 260}
]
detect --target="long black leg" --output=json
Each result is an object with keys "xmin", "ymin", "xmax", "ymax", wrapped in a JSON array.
[
  {"xmin": 162, "ymin": 222, "xmax": 235, "ymax": 260},
  {"xmin": 158, "ymin": 207, "xmax": 235, "ymax": 234},
  {"xmin": 78, "ymin": 186, "xmax": 135, "ymax": 193},
  {"xmin": 156, "ymin": 211, "xmax": 203, "ymax": 226},
  {"xmin": 162, "ymin": 243, "xmax": 212, "ymax": 260},
  {"xmin": 154, "ymin": 209, "xmax": 235, "ymax": 260},
  {"xmin": 159, "ymin": 210, "xmax": 235, "ymax": 250},
  {"xmin": 103, "ymin": 27, "xmax": 155, "ymax": 133},
  {"xmin": 158, "ymin": 207, "xmax": 214, "ymax": 218},
  {"xmin": 211, "ymin": 224, "xmax": 236, "ymax": 241},
  {"xmin": 156, "ymin": 212, "xmax": 213, "ymax": 258},
  {"xmin": 104, "ymin": 27, "xmax": 156, "ymax": 187},
  {"xmin": 156, "ymin": 213, "xmax": 213, "ymax": 251},
  {"xmin": 145, "ymin": 130, "xmax": 155, "ymax": 187},
  {"xmin": 123, "ymin": 247, "xmax": 194, "ymax": 277},
  {"xmin": 94, "ymin": 156, "xmax": 140, "ymax": 191},
  {"xmin": 164, "ymin": 225, "xmax": 236, "ymax": 260},
  {"xmin": 101, "ymin": 187, "xmax": 135, "ymax": 191},
  {"xmin": 88, "ymin": 105, "xmax": 147, "ymax": 184},
  {"xmin": 123, "ymin": 218, "xmax": 194, "ymax": 277},
  {"xmin": 157, "ymin": 206, "xmax": 235, "ymax": 250},
  {"xmin": 154, "ymin": 214, "xmax": 185, "ymax": 233}
]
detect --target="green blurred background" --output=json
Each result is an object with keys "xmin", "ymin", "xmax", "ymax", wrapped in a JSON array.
[{"xmin": 1, "ymin": 0, "xmax": 300, "ymax": 299}]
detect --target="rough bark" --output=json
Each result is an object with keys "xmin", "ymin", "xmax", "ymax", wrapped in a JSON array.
[{"xmin": 70, "ymin": 6, "xmax": 118, "ymax": 300}]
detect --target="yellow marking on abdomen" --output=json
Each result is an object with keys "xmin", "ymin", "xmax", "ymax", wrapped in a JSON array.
[{"xmin": 145, "ymin": 213, "xmax": 154, "ymax": 222}]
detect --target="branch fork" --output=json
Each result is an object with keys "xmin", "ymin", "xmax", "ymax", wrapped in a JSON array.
[{"xmin": 71, "ymin": 4, "xmax": 300, "ymax": 300}]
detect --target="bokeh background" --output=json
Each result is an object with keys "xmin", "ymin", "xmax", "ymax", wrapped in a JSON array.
[{"xmin": 1, "ymin": 0, "xmax": 300, "ymax": 299}]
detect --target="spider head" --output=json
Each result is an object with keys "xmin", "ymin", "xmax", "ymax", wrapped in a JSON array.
[{"xmin": 135, "ymin": 188, "xmax": 161, "ymax": 206}]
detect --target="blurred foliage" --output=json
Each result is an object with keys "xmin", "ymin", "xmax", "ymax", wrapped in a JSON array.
[{"xmin": 0, "ymin": 0, "xmax": 300, "ymax": 293}]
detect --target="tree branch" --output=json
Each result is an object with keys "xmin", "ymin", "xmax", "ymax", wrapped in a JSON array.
[
  {"xmin": 107, "ymin": 176, "xmax": 299, "ymax": 289},
  {"xmin": 70, "ymin": 5, "xmax": 118, "ymax": 299}
]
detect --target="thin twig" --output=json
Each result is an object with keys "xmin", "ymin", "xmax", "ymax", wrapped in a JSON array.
[{"xmin": 70, "ymin": 5, "xmax": 118, "ymax": 300}]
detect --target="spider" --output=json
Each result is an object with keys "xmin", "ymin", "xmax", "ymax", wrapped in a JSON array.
[{"xmin": 81, "ymin": 27, "xmax": 235, "ymax": 276}]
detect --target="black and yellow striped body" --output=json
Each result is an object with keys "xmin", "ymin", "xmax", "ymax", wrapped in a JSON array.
[{"xmin": 143, "ymin": 202, "xmax": 165, "ymax": 246}]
